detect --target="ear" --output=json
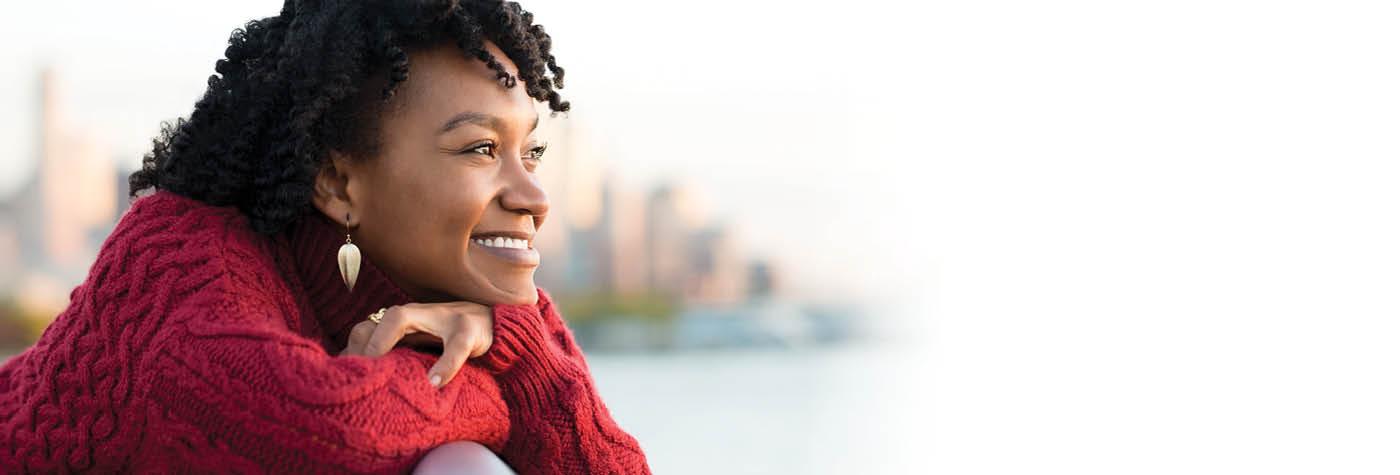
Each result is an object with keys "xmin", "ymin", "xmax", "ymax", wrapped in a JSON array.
[{"xmin": 312, "ymin": 150, "xmax": 361, "ymax": 227}]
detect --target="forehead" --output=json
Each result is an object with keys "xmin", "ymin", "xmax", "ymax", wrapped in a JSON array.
[{"xmin": 393, "ymin": 41, "xmax": 536, "ymax": 128}]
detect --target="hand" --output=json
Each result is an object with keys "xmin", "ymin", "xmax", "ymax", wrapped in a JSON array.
[{"xmin": 340, "ymin": 301, "xmax": 494, "ymax": 389}]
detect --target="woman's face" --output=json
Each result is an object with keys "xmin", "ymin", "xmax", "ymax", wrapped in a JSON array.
[{"xmin": 317, "ymin": 41, "xmax": 548, "ymax": 306}]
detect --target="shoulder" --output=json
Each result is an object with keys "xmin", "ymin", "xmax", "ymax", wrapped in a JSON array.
[
  {"xmin": 106, "ymin": 189, "xmax": 260, "ymax": 263},
  {"xmin": 115, "ymin": 189, "xmax": 245, "ymax": 235},
  {"xmin": 95, "ymin": 190, "xmax": 290, "ymax": 325}
]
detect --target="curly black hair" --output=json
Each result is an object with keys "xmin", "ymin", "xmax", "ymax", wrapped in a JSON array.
[{"xmin": 129, "ymin": 0, "xmax": 569, "ymax": 235}]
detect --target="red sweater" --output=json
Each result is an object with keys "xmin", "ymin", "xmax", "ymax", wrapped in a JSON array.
[{"xmin": 0, "ymin": 190, "xmax": 651, "ymax": 474}]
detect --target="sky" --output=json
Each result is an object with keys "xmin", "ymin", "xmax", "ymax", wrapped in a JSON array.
[{"xmin": 0, "ymin": 0, "xmax": 919, "ymax": 306}]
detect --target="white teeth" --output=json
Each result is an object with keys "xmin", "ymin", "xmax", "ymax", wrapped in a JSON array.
[{"xmin": 475, "ymin": 236, "xmax": 530, "ymax": 249}]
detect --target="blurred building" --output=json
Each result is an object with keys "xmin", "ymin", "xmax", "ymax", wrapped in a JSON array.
[
  {"xmin": 528, "ymin": 120, "xmax": 774, "ymax": 307},
  {"xmin": 530, "ymin": 114, "xmax": 610, "ymax": 294},
  {"xmin": 596, "ymin": 174, "xmax": 648, "ymax": 294},
  {"xmin": 0, "ymin": 69, "xmax": 120, "ymax": 311},
  {"xmin": 747, "ymin": 259, "xmax": 779, "ymax": 299},
  {"xmin": 36, "ymin": 69, "xmax": 117, "ymax": 271},
  {"xmin": 685, "ymin": 225, "xmax": 749, "ymax": 305},
  {"xmin": 527, "ymin": 115, "xmax": 576, "ymax": 292},
  {"xmin": 0, "ymin": 212, "xmax": 18, "ymax": 294},
  {"xmin": 644, "ymin": 184, "xmax": 706, "ymax": 298}
]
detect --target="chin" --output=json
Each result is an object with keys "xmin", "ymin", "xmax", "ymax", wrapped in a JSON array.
[{"xmin": 493, "ymin": 281, "xmax": 538, "ymax": 305}]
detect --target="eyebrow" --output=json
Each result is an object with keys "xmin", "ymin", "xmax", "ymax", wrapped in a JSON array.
[{"xmin": 439, "ymin": 111, "xmax": 540, "ymax": 135}]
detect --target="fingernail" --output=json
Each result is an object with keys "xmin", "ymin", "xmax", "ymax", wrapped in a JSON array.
[{"xmin": 430, "ymin": 374, "xmax": 443, "ymax": 388}]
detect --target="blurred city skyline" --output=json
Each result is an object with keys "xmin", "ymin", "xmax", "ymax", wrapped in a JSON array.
[
  {"xmin": 0, "ymin": 67, "xmax": 880, "ymax": 350},
  {"xmin": 0, "ymin": 63, "xmax": 854, "ymax": 296},
  {"xmin": 1, "ymin": 68, "xmax": 756, "ymax": 279},
  {"xmin": 0, "ymin": 0, "xmax": 919, "ymax": 309}
]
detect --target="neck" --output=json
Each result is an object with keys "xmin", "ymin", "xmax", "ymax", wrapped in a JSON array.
[{"xmin": 273, "ymin": 211, "xmax": 414, "ymax": 348}]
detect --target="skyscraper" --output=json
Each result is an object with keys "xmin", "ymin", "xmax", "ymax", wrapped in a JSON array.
[
  {"xmin": 35, "ymin": 69, "xmax": 116, "ymax": 273},
  {"xmin": 597, "ymin": 173, "xmax": 647, "ymax": 294},
  {"xmin": 3, "ymin": 69, "xmax": 117, "ymax": 309},
  {"xmin": 644, "ymin": 183, "xmax": 707, "ymax": 298},
  {"xmin": 686, "ymin": 225, "xmax": 749, "ymax": 305}
]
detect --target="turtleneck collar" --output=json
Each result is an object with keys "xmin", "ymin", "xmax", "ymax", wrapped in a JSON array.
[{"xmin": 272, "ymin": 211, "xmax": 414, "ymax": 351}]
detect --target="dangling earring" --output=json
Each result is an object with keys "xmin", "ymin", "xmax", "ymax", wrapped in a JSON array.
[{"xmin": 338, "ymin": 212, "xmax": 361, "ymax": 291}]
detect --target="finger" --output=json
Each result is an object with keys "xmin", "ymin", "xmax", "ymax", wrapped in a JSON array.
[
  {"xmin": 468, "ymin": 320, "xmax": 492, "ymax": 359},
  {"xmin": 363, "ymin": 306, "xmax": 412, "ymax": 357},
  {"xmin": 342, "ymin": 321, "xmax": 377, "ymax": 356},
  {"xmin": 400, "ymin": 332, "xmax": 444, "ymax": 350},
  {"xmin": 429, "ymin": 332, "xmax": 473, "ymax": 389}
]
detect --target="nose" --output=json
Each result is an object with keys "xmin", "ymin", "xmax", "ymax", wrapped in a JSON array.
[{"xmin": 497, "ymin": 158, "xmax": 549, "ymax": 219}]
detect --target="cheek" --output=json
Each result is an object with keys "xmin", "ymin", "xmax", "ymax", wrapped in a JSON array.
[
  {"xmin": 365, "ymin": 163, "xmax": 483, "ymax": 258},
  {"xmin": 366, "ymin": 149, "xmax": 505, "ymax": 285},
  {"xmin": 424, "ymin": 177, "xmax": 495, "ymax": 257},
  {"xmin": 428, "ymin": 174, "xmax": 494, "ymax": 226},
  {"xmin": 444, "ymin": 202, "xmax": 488, "ymax": 251}
]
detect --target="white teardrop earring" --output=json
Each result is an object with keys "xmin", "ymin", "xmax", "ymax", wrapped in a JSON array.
[{"xmin": 337, "ymin": 213, "xmax": 361, "ymax": 291}]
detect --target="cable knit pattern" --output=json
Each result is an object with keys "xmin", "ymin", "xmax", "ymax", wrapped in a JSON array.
[
  {"xmin": 488, "ymin": 300, "xmax": 651, "ymax": 475},
  {"xmin": 0, "ymin": 190, "xmax": 650, "ymax": 474}
]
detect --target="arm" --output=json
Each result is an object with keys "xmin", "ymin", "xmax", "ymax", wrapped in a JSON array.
[
  {"xmin": 472, "ymin": 290, "xmax": 651, "ymax": 475},
  {"xmin": 142, "ymin": 293, "xmax": 511, "ymax": 474},
  {"xmin": 414, "ymin": 441, "xmax": 515, "ymax": 475}
]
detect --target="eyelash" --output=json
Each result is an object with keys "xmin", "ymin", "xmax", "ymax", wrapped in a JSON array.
[{"xmin": 460, "ymin": 142, "xmax": 549, "ymax": 161}]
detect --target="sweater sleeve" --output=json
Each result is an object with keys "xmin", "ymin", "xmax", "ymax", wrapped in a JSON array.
[
  {"xmin": 471, "ymin": 289, "xmax": 652, "ymax": 475},
  {"xmin": 141, "ymin": 288, "xmax": 512, "ymax": 474}
]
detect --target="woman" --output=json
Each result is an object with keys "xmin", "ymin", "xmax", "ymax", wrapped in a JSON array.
[{"xmin": 0, "ymin": 0, "xmax": 650, "ymax": 473}]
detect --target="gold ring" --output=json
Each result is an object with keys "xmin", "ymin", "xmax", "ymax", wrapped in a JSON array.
[{"xmin": 368, "ymin": 307, "xmax": 387, "ymax": 324}]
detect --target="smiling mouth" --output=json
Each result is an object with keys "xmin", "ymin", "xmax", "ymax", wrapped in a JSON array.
[
  {"xmin": 468, "ymin": 231, "xmax": 539, "ymax": 267},
  {"xmin": 470, "ymin": 231, "xmax": 534, "ymax": 250}
]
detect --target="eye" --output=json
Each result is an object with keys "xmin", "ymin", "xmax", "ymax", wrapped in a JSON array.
[
  {"xmin": 525, "ymin": 143, "xmax": 549, "ymax": 161},
  {"xmin": 458, "ymin": 141, "xmax": 496, "ymax": 157}
]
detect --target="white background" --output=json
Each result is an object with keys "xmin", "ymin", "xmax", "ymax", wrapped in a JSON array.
[{"xmin": 894, "ymin": 1, "xmax": 1400, "ymax": 473}]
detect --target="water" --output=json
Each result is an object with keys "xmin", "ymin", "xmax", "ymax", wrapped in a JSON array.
[
  {"xmin": 1, "ymin": 344, "xmax": 935, "ymax": 473},
  {"xmin": 586, "ymin": 344, "xmax": 933, "ymax": 474}
]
